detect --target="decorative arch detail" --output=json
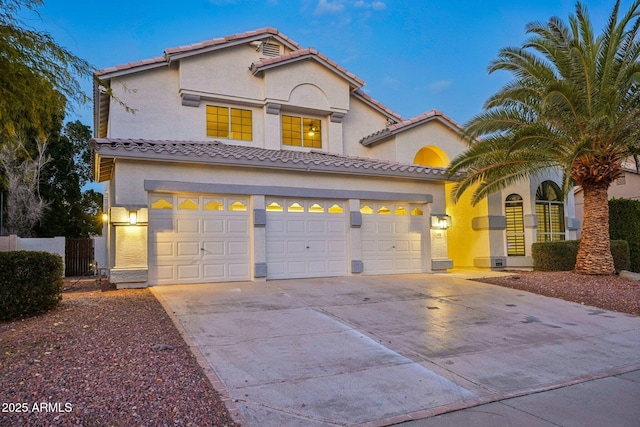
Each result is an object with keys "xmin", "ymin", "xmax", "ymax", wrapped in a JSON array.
[
  {"xmin": 288, "ymin": 83, "xmax": 330, "ymax": 111},
  {"xmin": 413, "ymin": 146, "xmax": 449, "ymax": 167}
]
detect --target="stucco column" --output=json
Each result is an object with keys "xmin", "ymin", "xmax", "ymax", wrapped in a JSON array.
[
  {"xmin": 348, "ymin": 199, "xmax": 362, "ymax": 274},
  {"xmin": 253, "ymin": 195, "xmax": 267, "ymax": 280}
]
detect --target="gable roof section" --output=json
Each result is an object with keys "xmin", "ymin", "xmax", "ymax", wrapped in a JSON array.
[
  {"xmin": 250, "ymin": 48, "xmax": 365, "ymax": 90},
  {"xmin": 352, "ymin": 90, "xmax": 405, "ymax": 123},
  {"xmin": 360, "ymin": 110, "xmax": 463, "ymax": 146},
  {"xmin": 91, "ymin": 138, "xmax": 454, "ymax": 183},
  {"xmin": 95, "ymin": 27, "xmax": 302, "ymax": 79}
]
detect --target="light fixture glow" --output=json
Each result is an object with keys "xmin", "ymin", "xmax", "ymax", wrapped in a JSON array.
[
  {"xmin": 307, "ymin": 125, "xmax": 316, "ymax": 137},
  {"xmin": 431, "ymin": 214, "xmax": 451, "ymax": 230},
  {"xmin": 101, "ymin": 212, "xmax": 109, "ymax": 223},
  {"xmin": 129, "ymin": 210, "xmax": 138, "ymax": 225}
]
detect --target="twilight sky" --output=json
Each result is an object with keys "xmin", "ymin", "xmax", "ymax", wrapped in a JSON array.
[{"xmin": 26, "ymin": 0, "xmax": 626, "ymax": 127}]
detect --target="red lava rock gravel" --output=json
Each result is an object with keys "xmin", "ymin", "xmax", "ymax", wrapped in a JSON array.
[
  {"xmin": 0, "ymin": 279, "xmax": 239, "ymax": 427},
  {"xmin": 476, "ymin": 271, "xmax": 640, "ymax": 316}
]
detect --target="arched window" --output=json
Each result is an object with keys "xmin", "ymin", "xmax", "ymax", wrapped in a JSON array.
[
  {"xmin": 535, "ymin": 181, "xmax": 565, "ymax": 242},
  {"xmin": 505, "ymin": 194, "xmax": 525, "ymax": 256}
]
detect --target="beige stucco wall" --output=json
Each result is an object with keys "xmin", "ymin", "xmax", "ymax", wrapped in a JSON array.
[{"xmin": 180, "ymin": 46, "xmax": 264, "ymax": 101}]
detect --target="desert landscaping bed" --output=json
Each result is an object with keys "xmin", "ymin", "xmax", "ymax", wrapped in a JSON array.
[
  {"xmin": 1, "ymin": 272, "xmax": 638, "ymax": 426},
  {"xmin": 0, "ymin": 278, "xmax": 238, "ymax": 427},
  {"xmin": 475, "ymin": 271, "xmax": 640, "ymax": 316}
]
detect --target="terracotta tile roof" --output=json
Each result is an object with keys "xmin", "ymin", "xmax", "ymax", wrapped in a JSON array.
[
  {"xmin": 251, "ymin": 48, "xmax": 365, "ymax": 88},
  {"xmin": 91, "ymin": 139, "xmax": 453, "ymax": 182},
  {"xmin": 96, "ymin": 27, "xmax": 303, "ymax": 77},
  {"xmin": 352, "ymin": 90, "xmax": 405, "ymax": 123},
  {"xmin": 164, "ymin": 27, "xmax": 302, "ymax": 56},
  {"xmin": 96, "ymin": 56, "xmax": 166, "ymax": 76},
  {"xmin": 360, "ymin": 109, "xmax": 463, "ymax": 146}
]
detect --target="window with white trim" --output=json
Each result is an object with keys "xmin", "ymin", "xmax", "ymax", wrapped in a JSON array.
[
  {"xmin": 505, "ymin": 194, "xmax": 525, "ymax": 256},
  {"xmin": 281, "ymin": 115, "xmax": 322, "ymax": 148},
  {"xmin": 206, "ymin": 105, "xmax": 252, "ymax": 141},
  {"xmin": 535, "ymin": 181, "xmax": 565, "ymax": 242}
]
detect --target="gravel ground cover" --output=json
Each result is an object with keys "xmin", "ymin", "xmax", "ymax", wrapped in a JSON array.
[
  {"xmin": 475, "ymin": 271, "xmax": 640, "ymax": 316},
  {"xmin": 1, "ymin": 271, "xmax": 638, "ymax": 426},
  {"xmin": 0, "ymin": 278, "xmax": 239, "ymax": 427}
]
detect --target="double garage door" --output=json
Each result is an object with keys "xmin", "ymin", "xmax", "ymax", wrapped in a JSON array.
[{"xmin": 149, "ymin": 193, "xmax": 427, "ymax": 285}]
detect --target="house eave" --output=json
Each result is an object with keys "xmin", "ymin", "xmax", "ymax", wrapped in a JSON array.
[{"xmin": 91, "ymin": 139, "xmax": 455, "ymax": 183}]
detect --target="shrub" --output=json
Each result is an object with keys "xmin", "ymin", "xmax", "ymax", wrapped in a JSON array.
[
  {"xmin": 532, "ymin": 240, "xmax": 579, "ymax": 271},
  {"xmin": 609, "ymin": 198, "xmax": 640, "ymax": 272},
  {"xmin": 532, "ymin": 240, "xmax": 630, "ymax": 272},
  {"xmin": 0, "ymin": 251, "xmax": 64, "ymax": 321}
]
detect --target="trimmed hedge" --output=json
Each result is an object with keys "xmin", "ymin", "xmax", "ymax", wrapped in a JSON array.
[
  {"xmin": 532, "ymin": 240, "xmax": 630, "ymax": 272},
  {"xmin": 0, "ymin": 251, "xmax": 64, "ymax": 321},
  {"xmin": 609, "ymin": 198, "xmax": 640, "ymax": 273}
]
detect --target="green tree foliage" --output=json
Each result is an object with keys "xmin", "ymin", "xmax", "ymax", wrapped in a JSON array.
[
  {"xmin": 447, "ymin": 1, "xmax": 640, "ymax": 275},
  {"xmin": 609, "ymin": 198, "xmax": 640, "ymax": 272},
  {"xmin": 36, "ymin": 121, "xmax": 103, "ymax": 238},
  {"xmin": 0, "ymin": 0, "xmax": 91, "ymax": 136}
]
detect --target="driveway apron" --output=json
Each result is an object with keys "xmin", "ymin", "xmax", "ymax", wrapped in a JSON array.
[{"xmin": 152, "ymin": 274, "xmax": 640, "ymax": 427}]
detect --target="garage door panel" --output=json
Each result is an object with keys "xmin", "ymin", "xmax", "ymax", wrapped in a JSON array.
[
  {"xmin": 227, "ymin": 263, "xmax": 250, "ymax": 280},
  {"xmin": 286, "ymin": 220, "xmax": 306, "ymax": 233},
  {"xmin": 155, "ymin": 241, "xmax": 174, "ymax": 257},
  {"xmin": 327, "ymin": 240, "xmax": 346, "ymax": 253},
  {"xmin": 203, "ymin": 218, "xmax": 224, "ymax": 233},
  {"xmin": 177, "ymin": 264, "xmax": 200, "ymax": 280},
  {"xmin": 152, "ymin": 219, "xmax": 174, "ymax": 232},
  {"xmin": 361, "ymin": 202, "xmax": 426, "ymax": 275},
  {"xmin": 228, "ymin": 241, "xmax": 249, "ymax": 256},
  {"xmin": 156, "ymin": 265, "xmax": 175, "ymax": 280},
  {"xmin": 149, "ymin": 193, "xmax": 250, "ymax": 285},
  {"xmin": 376, "ymin": 222, "xmax": 394, "ymax": 234},
  {"xmin": 327, "ymin": 220, "xmax": 346, "ymax": 233},
  {"xmin": 266, "ymin": 240, "xmax": 286, "ymax": 254},
  {"xmin": 227, "ymin": 219, "xmax": 249, "ymax": 234},
  {"xmin": 202, "ymin": 241, "xmax": 225, "ymax": 256},
  {"xmin": 266, "ymin": 198, "xmax": 347, "ymax": 280},
  {"xmin": 394, "ymin": 223, "xmax": 410, "ymax": 233},
  {"xmin": 287, "ymin": 240, "xmax": 307, "ymax": 252},
  {"xmin": 177, "ymin": 241, "xmax": 200, "ymax": 256},
  {"xmin": 307, "ymin": 220, "xmax": 326, "ymax": 233},
  {"xmin": 177, "ymin": 218, "xmax": 200, "ymax": 233}
]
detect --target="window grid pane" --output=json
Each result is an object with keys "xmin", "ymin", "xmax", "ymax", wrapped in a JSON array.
[
  {"xmin": 207, "ymin": 106, "xmax": 252, "ymax": 140},
  {"xmin": 282, "ymin": 115, "xmax": 321, "ymax": 148},
  {"xmin": 505, "ymin": 198, "xmax": 525, "ymax": 256}
]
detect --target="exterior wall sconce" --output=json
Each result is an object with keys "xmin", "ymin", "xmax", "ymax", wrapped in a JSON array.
[
  {"xmin": 101, "ymin": 212, "xmax": 109, "ymax": 223},
  {"xmin": 108, "ymin": 206, "xmax": 148, "ymax": 225},
  {"xmin": 431, "ymin": 214, "xmax": 451, "ymax": 230},
  {"xmin": 129, "ymin": 210, "xmax": 138, "ymax": 225}
]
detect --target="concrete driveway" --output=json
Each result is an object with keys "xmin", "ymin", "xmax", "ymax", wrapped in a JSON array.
[{"xmin": 152, "ymin": 274, "xmax": 640, "ymax": 426}]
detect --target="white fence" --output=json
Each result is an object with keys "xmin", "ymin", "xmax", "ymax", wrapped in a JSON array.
[{"xmin": 0, "ymin": 235, "xmax": 66, "ymax": 276}]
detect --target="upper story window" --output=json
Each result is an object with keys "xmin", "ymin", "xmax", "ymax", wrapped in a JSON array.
[
  {"xmin": 206, "ymin": 105, "xmax": 252, "ymax": 141},
  {"xmin": 281, "ymin": 115, "xmax": 322, "ymax": 148}
]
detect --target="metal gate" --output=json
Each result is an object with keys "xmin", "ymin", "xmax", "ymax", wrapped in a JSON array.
[{"xmin": 65, "ymin": 238, "xmax": 94, "ymax": 276}]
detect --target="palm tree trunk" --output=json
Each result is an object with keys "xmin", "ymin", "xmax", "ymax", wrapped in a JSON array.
[{"xmin": 575, "ymin": 184, "xmax": 615, "ymax": 275}]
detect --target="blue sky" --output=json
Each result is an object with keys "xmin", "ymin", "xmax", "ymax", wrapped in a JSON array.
[{"xmin": 29, "ymin": 0, "xmax": 628, "ymax": 128}]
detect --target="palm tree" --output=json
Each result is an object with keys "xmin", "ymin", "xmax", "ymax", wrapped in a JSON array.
[{"xmin": 447, "ymin": 0, "xmax": 640, "ymax": 275}]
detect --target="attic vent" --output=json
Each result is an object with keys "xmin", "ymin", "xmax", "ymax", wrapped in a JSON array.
[{"xmin": 261, "ymin": 43, "xmax": 280, "ymax": 57}]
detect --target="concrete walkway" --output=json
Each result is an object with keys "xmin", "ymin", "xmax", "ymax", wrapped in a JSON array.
[{"xmin": 152, "ymin": 273, "xmax": 640, "ymax": 427}]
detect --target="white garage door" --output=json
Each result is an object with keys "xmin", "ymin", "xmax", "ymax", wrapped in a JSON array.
[
  {"xmin": 148, "ymin": 193, "xmax": 251, "ymax": 285},
  {"xmin": 266, "ymin": 198, "xmax": 347, "ymax": 279},
  {"xmin": 360, "ymin": 202, "xmax": 426, "ymax": 275}
]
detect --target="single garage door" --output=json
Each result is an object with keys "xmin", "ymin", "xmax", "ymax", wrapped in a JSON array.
[
  {"xmin": 360, "ymin": 202, "xmax": 426, "ymax": 275},
  {"xmin": 266, "ymin": 198, "xmax": 347, "ymax": 279},
  {"xmin": 148, "ymin": 193, "xmax": 251, "ymax": 285}
]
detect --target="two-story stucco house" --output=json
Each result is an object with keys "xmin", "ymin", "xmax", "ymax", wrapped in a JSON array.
[{"xmin": 92, "ymin": 28, "xmax": 579, "ymax": 287}]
